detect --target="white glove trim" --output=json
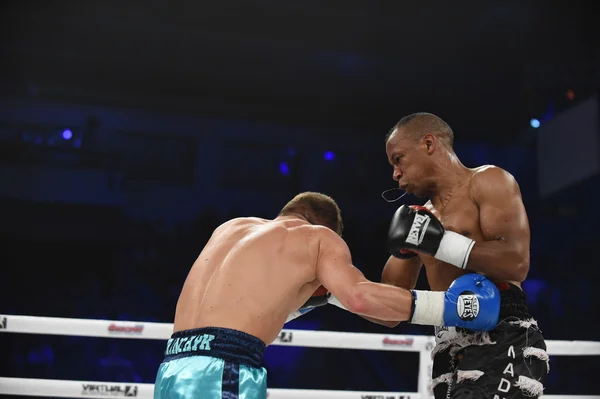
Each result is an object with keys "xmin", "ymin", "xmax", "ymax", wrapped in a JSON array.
[
  {"xmin": 434, "ymin": 231, "xmax": 475, "ymax": 269},
  {"xmin": 410, "ymin": 290, "xmax": 445, "ymax": 326}
]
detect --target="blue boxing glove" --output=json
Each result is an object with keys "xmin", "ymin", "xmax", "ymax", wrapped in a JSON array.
[{"xmin": 409, "ymin": 273, "xmax": 500, "ymax": 331}]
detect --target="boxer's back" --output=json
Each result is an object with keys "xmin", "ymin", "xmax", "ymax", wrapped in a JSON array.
[{"xmin": 173, "ymin": 216, "xmax": 324, "ymax": 344}]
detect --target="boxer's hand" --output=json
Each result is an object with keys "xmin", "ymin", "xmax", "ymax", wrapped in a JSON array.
[
  {"xmin": 387, "ymin": 205, "xmax": 445, "ymax": 256},
  {"xmin": 410, "ymin": 273, "xmax": 500, "ymax": 331},
  {"xmin": 387, "ymin": 205, "xmax": 474, "ymax": 269}
]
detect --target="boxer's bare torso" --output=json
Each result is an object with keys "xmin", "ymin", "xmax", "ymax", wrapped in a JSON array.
[
  {"xmin": 173, "ymin": 216, "xmax": 324, "ymax": 345},
  {"xmin": 384, "ymin": 165, "xmax": 527, "ymax": 292},
  {"xmin": 420, "ymin": 166, "xmax": 521, "ymax": 291}
]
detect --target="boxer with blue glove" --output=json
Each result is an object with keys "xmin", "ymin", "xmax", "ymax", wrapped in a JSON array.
[{"xmin": 287, "ymin": 274, "xmax": 500, "ymax": 332}]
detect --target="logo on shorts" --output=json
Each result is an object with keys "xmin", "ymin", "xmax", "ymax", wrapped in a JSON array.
[
  {"xmin": 107, "ymin": 323, "xmax": 144, "ymax": 334},
  {"xmin": 457, "ymin": 291, "xmax": 479, "ymax": 321},
  {"xmin": 81, "ymin": 384, "xmax": 138, "ymax": 397},
  {"xmin": 165, "ymin": 334, "xmax": 215, "ymax": 355},
  {"xmin": 0, "ymin": 317, "xmax": 6, "ymax": 329},
  {"xmin": 406, "ymin": 213, "xmax": 430, "ymax": 246},
  {"xmin": 278, "ymin": 331, "xmax": 293, "ymax": 343}
]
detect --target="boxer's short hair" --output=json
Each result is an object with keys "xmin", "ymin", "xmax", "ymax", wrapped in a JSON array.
[
  {"xmin": 279, "ymin": 192, "xmax": 343, "ymax": 236},
  {"xmin": 386, "ymin": 112, "xmax": 454, "ymax": 149}
]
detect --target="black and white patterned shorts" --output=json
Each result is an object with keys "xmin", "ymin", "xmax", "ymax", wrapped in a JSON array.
[{"xmin": 430, "ymin": 284, "xmax": 549, "ymax": 398}]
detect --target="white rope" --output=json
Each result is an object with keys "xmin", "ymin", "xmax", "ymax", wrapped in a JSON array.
[
  {"xmin": 545, "ymin": 340, "xmax": 600, "ymax": 356},
  {"xmin": 0, "ymin": 377, "xmax": 416, "ymax": 399},
  {"xmin": 1, "ymin": 315, "xmax": 599, "ymax": 397},
  {"xmin": 0, "ymin": 314, "xmax": 433, "ymax": 352},
  {"xmin": 0, "ymin": 377, "xmax": 596, "ymax": 399},
  {"xmin": 1, "ymin": 314, "xmax": 600, "ymax": 355}
]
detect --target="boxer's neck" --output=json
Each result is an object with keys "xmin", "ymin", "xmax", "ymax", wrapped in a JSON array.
[
  {"xmin": 277, "ymin": 213, "xmax": 309, "ymax": 223},
  {"xmin": 430, "ymin": 152, "xmax": 471, "ymax": 209}
]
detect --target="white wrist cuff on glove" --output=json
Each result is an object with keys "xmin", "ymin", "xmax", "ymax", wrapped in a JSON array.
[
  {"xmin": 327, "ymin": 295, "xmax": 348, "ymax": 311},
  {"xmin": 434, "ymin": 231, "xmax": 475, "ymax": 269},
  {"xmin": 410, "ymin": 290, "xmax": 445, "ymax": 326}
]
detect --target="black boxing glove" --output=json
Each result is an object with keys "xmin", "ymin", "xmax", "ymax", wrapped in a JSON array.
[{"xmin": 387, "ymin": 205, "xmax": 475, "ymax": 269}]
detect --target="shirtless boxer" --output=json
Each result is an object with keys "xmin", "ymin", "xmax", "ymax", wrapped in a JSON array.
[
  {"xmin": 376, "ymin": 113, "xmax": 548, "ymax": 398},
  {"xmin": 154, "ymin": 192, "xmax": 501, "ymax": 399}
]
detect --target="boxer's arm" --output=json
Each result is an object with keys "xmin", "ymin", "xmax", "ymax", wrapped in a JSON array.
[
  {"xmin": 316, "ymin": 229, "xmax": 413, "ymax": 321},
  {"xmin": 466, "ymin": 167, "xmax": 530, "ymax": 282},
  {"xmin": 382, "ymin": 255, "xmax": 423, "ymax": 289},
  {"xmin": 358, "ymin": 256, "xmax": 423, "ymax": 327}
]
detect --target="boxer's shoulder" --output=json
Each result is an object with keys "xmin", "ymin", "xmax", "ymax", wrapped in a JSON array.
[
  {"xmin": 218, "ymin": 216, "xmax": 267, "ymax": 229},
  {"xmin": 316, "ymin": 224, "xmax": 347, "ymax": 249},
  {"xmin": 470, "ymin": 165, "xmax": 515, "ymax": 184},
  {"xmin": 469, "ymin": 165, "xmax": 519, "ymax": 199}
]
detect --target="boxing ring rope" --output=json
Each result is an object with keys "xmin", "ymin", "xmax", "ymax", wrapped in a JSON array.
[{"xmin": 1, "ymin": 315, "xmax": 599, "ymax": 399}]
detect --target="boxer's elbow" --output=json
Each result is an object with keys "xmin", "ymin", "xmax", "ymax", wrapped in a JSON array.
[
  {"xmin": 498, "ymin": 248, "xmax": 529, "ymax": 282},
  {"xmin": 512, "ymin": 259, "xmax": 529, "ymax": 282},
  {"xmin": 505, "ymin": 245, "xmax": 529, "ymax": 282},
  {"xmin": 480, "ymin": 239, "xmax": 529, "ymax": 282}
]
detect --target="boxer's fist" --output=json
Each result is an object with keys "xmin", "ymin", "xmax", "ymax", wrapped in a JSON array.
[
  {"xmin": 410, "ymin": 274, "xmax": 500, "ymax": 331},
  {"xmin": 387, "ymin": 205, "xmax": 444, "ymax": 257},
  {"xmin": 388, "ymin": 205, "xmax": 475, "ymax": 269},
  {"xmin": 442, "ymin": 273, "xmax": 500, "ymax": 330}
]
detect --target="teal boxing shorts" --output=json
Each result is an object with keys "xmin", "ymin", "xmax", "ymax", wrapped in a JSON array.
[{"xmin": 154, "ymin": 327, "xmax": 267, "ymax": 399}]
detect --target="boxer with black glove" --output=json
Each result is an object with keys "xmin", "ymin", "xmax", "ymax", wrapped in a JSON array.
[{"xmin": 378, "ymin": 113, "xmax": 547, "ymax": 398}]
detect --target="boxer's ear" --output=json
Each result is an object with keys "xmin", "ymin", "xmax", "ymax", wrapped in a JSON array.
[{"xmin": 423, "ymin": 133, "xmax": 436, "ymax": 154}]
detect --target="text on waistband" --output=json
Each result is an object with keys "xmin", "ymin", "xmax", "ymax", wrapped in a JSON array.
[{"xmin": 165, "ymin": 334, "xmax": 215, "ymax": 355}]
